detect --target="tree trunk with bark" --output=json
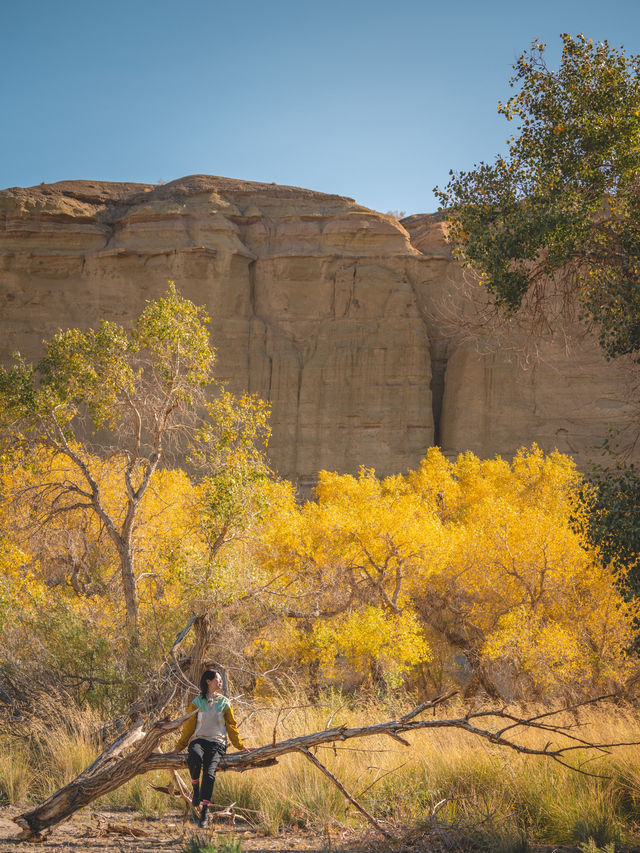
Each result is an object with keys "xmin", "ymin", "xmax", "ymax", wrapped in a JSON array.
[
  {"xmin": 97, "ymin": 613, "xmax": 214, "ymax": 742},
  {"xmin": 415, "ymin": 593, "xmax": 504, "ymax": 700}
]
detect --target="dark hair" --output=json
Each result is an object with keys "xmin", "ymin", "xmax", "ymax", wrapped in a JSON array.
[{"xmin": 199, "ymin": 669, "xmax": 219, "ymax": 699}]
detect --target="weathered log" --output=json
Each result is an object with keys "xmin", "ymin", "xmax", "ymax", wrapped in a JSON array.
[
  {"xmin": 13, "ymin": 714, "xmax": 190, "ymax": 839},
  {"xmin": 13, "ymin": 691, "xmax": 634, "ymax": 840}
]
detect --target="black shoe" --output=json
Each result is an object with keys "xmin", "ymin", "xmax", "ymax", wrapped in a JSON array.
[
  {"xmin": 192, "ymin": 792, "xmax": 200, "ymax": 809},
  {"xmin": 198, "ymin": 803, "xmax": 209, "ymax": 829}
]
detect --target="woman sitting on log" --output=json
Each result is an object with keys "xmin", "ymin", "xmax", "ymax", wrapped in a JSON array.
[{"xmin": 175, "ymin": 669, "xmax": 251, "ymax": 828}]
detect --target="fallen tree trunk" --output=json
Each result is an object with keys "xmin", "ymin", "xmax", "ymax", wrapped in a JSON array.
[
  {"xmin": 13, "ymin": 715, "xmax": 181, "ymax": 839},
  {"xmin": 13, "ymin": 691, "xmax": 633, "ymax": 840}
]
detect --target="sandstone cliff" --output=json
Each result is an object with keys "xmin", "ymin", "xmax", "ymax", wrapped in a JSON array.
[{"xmin": 0, "ymin": 175, "xmax": 634, "ymax": 482}]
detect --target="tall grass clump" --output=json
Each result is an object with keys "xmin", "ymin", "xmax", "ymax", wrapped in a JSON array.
[
  {"xmin": 374, "ymin": 702, "xmax": 637, "ymax": 850},
  {"xmin": 0, "ymin": 697, "xmax": 101, "ymax": 803},
  {"xmin": 0, "ymin": 696, "xmax": 173, "ymax": 813},
  {"xmin": 182, "ymin": 835, "xmax": 243, "ymax": 853},
  {"xmin": 0, "ymin": 739, "xmax": 34, "ymax": 805}
]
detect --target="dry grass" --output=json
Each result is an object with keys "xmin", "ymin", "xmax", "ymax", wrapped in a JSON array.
[
  {"xmin": 3, "ymin": 694, "xmax": 640, "ymax": 850},
  {"xmin": 214, "ymin": 697, "xmax": 640, "ymax": 848}
]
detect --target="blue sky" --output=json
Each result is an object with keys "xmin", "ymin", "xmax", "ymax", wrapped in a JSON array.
[{"xmin": 2, "ymin": 0, "xmax": 640, "ymax": 214}]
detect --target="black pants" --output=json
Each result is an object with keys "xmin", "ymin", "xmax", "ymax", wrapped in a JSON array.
[{"xmin": 187, "ymin": 738, "xmax": 226, "ymax": 803}]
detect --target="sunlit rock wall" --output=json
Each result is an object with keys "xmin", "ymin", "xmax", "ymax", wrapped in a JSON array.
[{"xmin": 0, "ymin": 175, "xmax": 634, "ymax": 482}]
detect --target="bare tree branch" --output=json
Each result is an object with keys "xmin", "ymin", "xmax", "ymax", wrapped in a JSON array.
[
  {"xmin": 13, "ymin": 693, "xmax": 634, "ymax": 840},
  {"xmin": 298, "ymin": 745, "xmax": 393, "ymax": 838}
]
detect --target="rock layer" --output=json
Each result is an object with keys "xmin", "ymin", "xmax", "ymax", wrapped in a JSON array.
[{"xmin": 0, "ymin": 175, "xmax": 635, "ymax": 481}]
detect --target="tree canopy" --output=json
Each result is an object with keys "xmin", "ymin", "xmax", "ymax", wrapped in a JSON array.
[
  {"xmin": 436, "ymin": 34, "xmax": 640, "ymax": 359},
  {"xmin": 2, "ymin": 441, "xmax": 634, "ymax": 706},
  {"xmin": 0, "ymin": 284, "xmax": 271, "ymax": 661},
  {"xmin": 254, "ymin": 447, "xmax": 637, "ymax": 699}
]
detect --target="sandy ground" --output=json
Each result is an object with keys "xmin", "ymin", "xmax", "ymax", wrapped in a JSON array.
[
  {"xmin": 0, "ymin": 807, "xmax": 338, "ymax": 853},
  {"xmin": 3, "ymin": 806, "xmax": 640, "ymax": 853}
]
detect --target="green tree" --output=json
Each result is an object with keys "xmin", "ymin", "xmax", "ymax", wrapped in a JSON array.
[
  {"xmin": 579, "ymin": 460, "xmax": 640, "ymax": 651},
  {"xmin": 436, "ymin": 33, "xmax": 640, "ymax": 359},
  {"xmin": 0, "ymin": 284, "xmax": 270, "ymax": 652},
  {"xmin": 582, "ymin": 463, "xmax": 640, "ymax": 598}
]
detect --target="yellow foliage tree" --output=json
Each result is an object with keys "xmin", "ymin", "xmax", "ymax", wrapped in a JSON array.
[
  {"xmin": 0, "ymin": 285, "xmax": 270, "ymax": 656},
  {"xmin": 0, "ymin": 442, "xmax": 273, "ymax": 702},
  {"xmin": 1, "ymin": 437, "xmax": 634, "ymax": 702},
  {"xmin": 407, "ymin": 447, "xmax": 638, "ymax": 696},
  {"xmin": 254, "ymin": 446, "xmax": 637, "ymax": 698},
  {"xmin": 252, "ymin": 469, "xmax": 434, "ymax": 691}
]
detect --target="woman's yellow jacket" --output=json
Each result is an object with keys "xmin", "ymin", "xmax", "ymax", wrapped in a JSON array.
[{"xmin": 175, "ymin": 696, "xmax": 245, "ymax": 751}]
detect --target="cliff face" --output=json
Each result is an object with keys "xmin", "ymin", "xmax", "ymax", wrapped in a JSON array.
[{"xmin": 0, "ymin": 175, "xmax": 634, "ymax": 480}]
